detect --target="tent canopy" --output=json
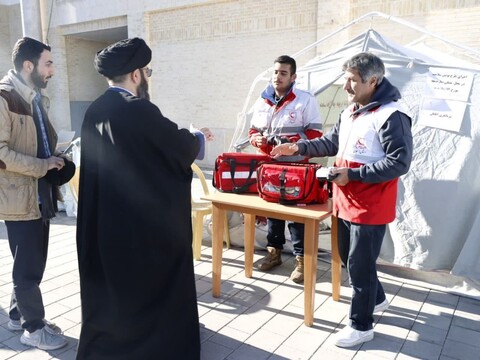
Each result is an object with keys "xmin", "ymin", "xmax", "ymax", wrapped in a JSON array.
[{"xmin": 231, "ymin": 14, "xmax": 480, "ymax": 297}]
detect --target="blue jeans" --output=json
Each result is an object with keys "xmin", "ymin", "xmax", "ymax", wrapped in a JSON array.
[
  {"xmin": 337, "ymin": 219, "xmax": 386, "ymax": 331},
  {"xmin": 266, "ymin": 218, "xmax": 304, "ymax": 256}
]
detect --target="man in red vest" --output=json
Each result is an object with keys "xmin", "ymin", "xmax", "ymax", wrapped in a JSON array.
[{"xmin": 272, "ymin": 52, "xmax": 413, "ymax": 347}]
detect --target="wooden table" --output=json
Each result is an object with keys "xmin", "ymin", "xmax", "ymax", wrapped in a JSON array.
[{"xmin": 202, "ymin": 192, "xmax": 341, "ymax": 326}]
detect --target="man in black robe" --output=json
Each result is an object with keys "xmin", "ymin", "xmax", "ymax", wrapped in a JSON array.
[{"xmin": 76, "ymin": 38, "xmax": 207, "ymax": 360}]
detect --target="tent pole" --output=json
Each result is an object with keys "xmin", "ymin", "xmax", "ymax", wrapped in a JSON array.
[
  {"xmin": 290, "ymin": 11, "xmax": 480, "ymax": 60},
  {"xmin": 378, "ymin": 12, "xmax": 480, "ymax": 58},
  {"xmin": 232, "ymin": 11, "xmax": 480, "ymax": 151}
]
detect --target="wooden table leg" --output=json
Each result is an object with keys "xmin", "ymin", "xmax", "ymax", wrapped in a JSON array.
[
  {"xmin": 212, "ymin": 204, "xmax": 225, "ymax": 297},
  {"xmin": 330, "ymin": 215, "xmax": 341, "ymax": 301},
  {"xmin": 244, "ymin": 213, "xmax": 255, "ymax": 278},
  {"xmin": 303, "ymin": 218, "xmax": 319, "ymax": 326}
]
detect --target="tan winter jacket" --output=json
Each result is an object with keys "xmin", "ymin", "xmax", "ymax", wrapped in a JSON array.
[{"xmin": 0, "ymin": 70, "xmax": 57, "ymax": 220}]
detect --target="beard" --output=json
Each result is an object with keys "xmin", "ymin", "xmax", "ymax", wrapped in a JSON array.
[
  {"xmin": 31, "ymin": 67, "xmax": 48, "ymax": 89},
  {"xmin": 136, "ymin": 71, "xmax": 150, "ymax": 100}
]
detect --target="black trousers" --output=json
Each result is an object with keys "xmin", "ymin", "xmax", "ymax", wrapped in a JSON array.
[
  {"xmin": 5, "ymin": 218, "xmax": 50, "ymax": 332},
  {"xmin": 267, "ymin": 218, "xmax": 304, "ymax": 256},
  {"xmin": 337, "ymin": 218, "xmax": 386, "ymax": 331}
]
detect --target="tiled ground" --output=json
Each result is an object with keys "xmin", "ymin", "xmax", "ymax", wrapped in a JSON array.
[
  {"xmin": 1, "ymin": 214, "xmax": 479, "ymax": 360},
  {"xmin": 0, "ymin": 172, "xmax": 479, "ymax": 359}
]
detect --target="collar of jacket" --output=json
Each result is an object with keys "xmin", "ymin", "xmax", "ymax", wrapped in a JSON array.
[
  {"xmin": 262, "ymin": 82, "xmax": 296, "ymax": 108},
  {"xmin": 0, "ymin": 69, "xmax": 48, "ymax": 105}
]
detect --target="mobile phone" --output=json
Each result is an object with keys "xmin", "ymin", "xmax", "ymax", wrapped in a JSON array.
[{"xmin": 316, "ymin": 167, "xmax": 339, "ymax": 181}]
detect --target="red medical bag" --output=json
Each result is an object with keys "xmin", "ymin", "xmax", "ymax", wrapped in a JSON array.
[
  {"xmin": 256, "ymin": 162, "xmax": 329, "ymax": 205},
  {"xmin": 213, "ymin": 153, "xmax": 272, "ymax": 193}
]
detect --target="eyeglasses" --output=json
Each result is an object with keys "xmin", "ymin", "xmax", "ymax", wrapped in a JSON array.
[{"xmin": 141, "ymin": 67, "xmax": 152, "ymax": 78}]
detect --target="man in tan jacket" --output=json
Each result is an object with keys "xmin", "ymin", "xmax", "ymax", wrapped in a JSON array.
[{"xmin": 0, "ymin": 37, "xmax": 67, "ymax": 350}]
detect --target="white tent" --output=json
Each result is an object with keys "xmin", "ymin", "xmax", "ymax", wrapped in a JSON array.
[{"xmin": 230, "ymin": 12, "xmax": 480, "ymax": 297}]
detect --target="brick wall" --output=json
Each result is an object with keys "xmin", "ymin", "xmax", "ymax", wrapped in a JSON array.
[
  {"xmin": 0, "ymin": 7, "xmax": 12, "ymax": 76},
  {"xmin": 65, "ymin": 36, "xmax": 108, "ymax": 102},
  {"xmin": 8, "ymin": 5, "xmax": 22, "ymax": 45},
  {"xmin": 45, "ymin": 28, "xmax": 72, "ymax": 133},
  {"xmin": 0, "ymin": 5, "xmax": 22, "ymax": 76},
  {"xmin": 345, "ymin": 1, "xmax": 480, "ymax": 50},
  {"xmin": 49, "ymin": 15, "xmax": 127, "ymax": 132},
  {"xmin": 148, "ymin": 0, "xmax": 319, "ymax": 162},
  {"xmin": 8, "ymin": 0, "xmax": 480, "ymax": 166}
]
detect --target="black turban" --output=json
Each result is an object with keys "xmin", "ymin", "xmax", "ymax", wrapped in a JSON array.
[{"xmin": 94, "ymin": 37, "xmax": 152, "ymax": 78}]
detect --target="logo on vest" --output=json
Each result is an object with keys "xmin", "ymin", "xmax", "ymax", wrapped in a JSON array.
[
  {"xmin": 353, "ymin": 138, "xmax": 367, "ymax": 154},
  {"xmin": 288, "ymin": 111, "xmax": 297, "ymax": 121}
]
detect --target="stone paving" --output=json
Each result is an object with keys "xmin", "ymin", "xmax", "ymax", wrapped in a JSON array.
[
  {"xmin": 1, "ymin": 172, "xmax": 480, "ymax": 360},
  {"xmin": 1, "ymin": 213, "xmax": 479, "ymax": 359}
]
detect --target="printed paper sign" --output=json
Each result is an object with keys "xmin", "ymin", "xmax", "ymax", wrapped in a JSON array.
[
  {"xmin": 418, "ymin": 97, "xmax": 466, "ymax": 132},
  {"xmin": 427, "ymin": 67, "xmax": 474, "ymax": 102}
]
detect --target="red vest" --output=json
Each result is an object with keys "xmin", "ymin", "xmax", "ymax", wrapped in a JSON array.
[{"xmin": 334, "ymin": 103, "xmax": 400, "ymax": 224}]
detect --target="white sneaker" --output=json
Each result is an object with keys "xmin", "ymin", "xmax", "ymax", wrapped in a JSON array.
[
  {"xmin": 332, "ymin": 325, "xmax": 374, "ymax": 348},
  {"xmin": 7, "ymin": 319, "xmax": 22, "ymax": 331},
  {"xmin": 20, "ymin": 327, "xmax": 67, "ymax": 350},
  {"xmin": 43, "ymin": 319, "xmax": 63, "ymax": 335},
  {"xmin": 374, "ymin": 299, "xmax": 389, "ymax": 314}
]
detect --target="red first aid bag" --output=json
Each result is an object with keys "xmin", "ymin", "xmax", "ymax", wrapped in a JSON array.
[
  {"xmin": 256, "ymin": 162, "xmax": 329, "ymax": 205},
  {"xmin": 213, "ymin": 153, "xmax": 272, "ymax": 193}
]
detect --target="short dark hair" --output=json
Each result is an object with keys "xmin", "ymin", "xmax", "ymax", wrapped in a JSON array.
[
  {"xmin": 274, "ymin": 55, "xmax": 296, "ymax": 75},
  {"xmin": 342, "ymin": 52, "xmax": 385, "ymax": 85},
  {"xmin": 12, "ymin": 37, "xmax": 51, "ymax": 72}
]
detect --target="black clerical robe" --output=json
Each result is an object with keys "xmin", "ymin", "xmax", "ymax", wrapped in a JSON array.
[{"xmin": 76, "ymin": 89, "xmax": 201, "ymax": 360}]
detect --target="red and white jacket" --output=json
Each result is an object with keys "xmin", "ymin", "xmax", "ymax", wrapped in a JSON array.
[{"xmin": 248, "ymin": 84, "xmax": 322, "ymax": 155}]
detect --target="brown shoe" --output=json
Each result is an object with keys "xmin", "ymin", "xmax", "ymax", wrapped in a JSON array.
[
  {"xmin": 290, "ymin": 256, "xmax": 304, "ymax": 283},
  {"xmin": 258, "ymin": 246, "xmax": 282, "ymax": 271}
]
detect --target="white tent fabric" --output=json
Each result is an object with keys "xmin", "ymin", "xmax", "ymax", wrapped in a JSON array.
[{"xmin": 231, "ymin": 27, "xmax": 480, "ymax": 297}]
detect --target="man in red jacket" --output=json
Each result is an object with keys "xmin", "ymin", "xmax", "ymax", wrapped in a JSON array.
[{"xmin": 248, "ymin": 55, "xmax": 322, "ymax": 283}]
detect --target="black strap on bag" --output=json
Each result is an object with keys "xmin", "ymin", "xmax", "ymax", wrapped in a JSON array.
[
  {"xmin": 279, "ymin": 168, "xmax": 287, "ymax": 204},
  {"xmin": 278, "ymin": 168, "xmax": 301, "ymax": 205},
  {"xmin": 228, "ymin": 158, "xmax": 258, "ymax": 193}
]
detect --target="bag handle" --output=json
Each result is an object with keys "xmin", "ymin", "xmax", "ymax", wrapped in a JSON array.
[{"xmin": 228, "ymin": 158, "xmax": 258, "ymax": 194}]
